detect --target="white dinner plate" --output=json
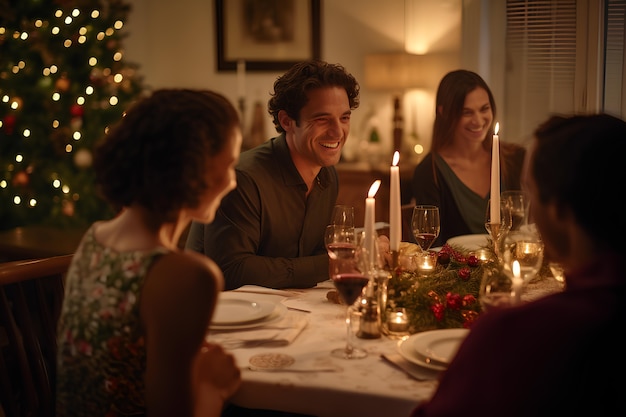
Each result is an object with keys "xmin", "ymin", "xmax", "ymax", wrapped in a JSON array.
[
  {"xmin": 411, "ymin": 328, "xmax": 469, "ymax": 366},
  {"xmin": 446, "ymin": 234, "xmax": 490, "ymax": 251},
  {"xmin": 398, "ymin": 336, "xmax": 447, "ymax": 372},
  {"xmin": 212, "ymin": 295, "xmax": 277, "ymax": 325},
  {"xmin": 209, "ymin": 303, "xmax": 287, "ymax": 330}
]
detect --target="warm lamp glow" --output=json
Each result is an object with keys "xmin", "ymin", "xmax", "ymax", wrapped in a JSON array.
[{"xmin": 364, "ymin": 53, "xmax": 425, "ymax": 91}]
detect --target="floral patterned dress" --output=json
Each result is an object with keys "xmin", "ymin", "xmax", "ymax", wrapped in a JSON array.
[{"xmin": 56, "ymin": 224, "xmax": 168, "ymax": 417}]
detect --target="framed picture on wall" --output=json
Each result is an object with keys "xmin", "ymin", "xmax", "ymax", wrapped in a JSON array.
[{"xmin": 215, "ymin": 0, "xmax": 321, "ymax": 72}]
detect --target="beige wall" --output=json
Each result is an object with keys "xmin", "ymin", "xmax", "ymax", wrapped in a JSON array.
[{"xmin": 123, "ymin": 0, "xmax": 462, "ymax": 159}]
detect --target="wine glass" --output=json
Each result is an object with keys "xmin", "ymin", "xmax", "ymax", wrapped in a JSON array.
[
  {"xmin": 411, "ymin": 205, "xmax": 440, "ymax": 251},
  {"xmin": 479, "ymin": 266, "xmax": 520, "ymax": 312},
  {"xmin": 501, "ymin": 190, "xmax": 530, "ymax": 232},
  {"xmin": 328, "ymin": 241, "xmax": 369, "ymax": 359},
  {"xmin": 330, "ymin": 205, "xmax": 355, "ymax": 228},
  {"xmin": 498, "ymin": 225, "xmax": 544, "ymax": 286}
]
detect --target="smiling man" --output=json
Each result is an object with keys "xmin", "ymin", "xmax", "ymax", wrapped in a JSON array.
[{"xmin": 186, "ymin": 60, "xmax": 360, "ymax": 290}]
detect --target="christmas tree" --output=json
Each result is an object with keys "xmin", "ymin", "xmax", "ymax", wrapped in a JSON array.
[{"xmin": 0, "ymin": 0, "xmax": 146, "ymax": 230}]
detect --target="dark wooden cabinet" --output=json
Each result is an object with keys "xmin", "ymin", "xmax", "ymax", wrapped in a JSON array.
[{"xmin": 335, "ymin": 162, "xmax": 414, "ymax": 228}]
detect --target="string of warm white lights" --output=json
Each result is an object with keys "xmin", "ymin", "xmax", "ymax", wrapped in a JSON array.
[{"xmin": 0, "ymin": 1, "xmax": 145, "ymax": 228}]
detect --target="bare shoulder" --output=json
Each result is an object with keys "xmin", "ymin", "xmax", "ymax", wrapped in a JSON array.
[{"xmin": 144, "ymin": 251, "xmax": 224, "ymax": 302}]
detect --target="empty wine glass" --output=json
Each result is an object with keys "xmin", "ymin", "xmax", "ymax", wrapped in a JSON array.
[
  {"xmin": 498, "ymin": 225, "xmax": 544, "ymax": 286},
  {"xmin": 328, "ymin": 242, "xmax": 369, "ymax": 359},
  {"xmin": 501, "ymin": 190, "xmax": 530, "ymax": 232},
  {"xmin": 330, "ymin": 205, "xmax": 355, "ymax": 228},
  {"xmin": 479, "ymin": 266, "xmax": 521, "ymax": 312},
  {"xmin": 411, "ymin": 205, "xmax": 440, "ymax": 251}
]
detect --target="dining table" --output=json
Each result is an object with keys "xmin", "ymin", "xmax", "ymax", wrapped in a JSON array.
[{"xmin": 206, "ymin": 282, "xmax": 444, "ymax": 417}]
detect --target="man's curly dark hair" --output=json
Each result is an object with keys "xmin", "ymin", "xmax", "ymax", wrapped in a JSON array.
[{"xmin": 268, "ymin": 60, "xmax": 360, "ymax": 133}]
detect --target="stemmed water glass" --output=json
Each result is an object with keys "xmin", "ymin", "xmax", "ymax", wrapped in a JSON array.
[
  {"xmin": 330, "ymin": 204, "xmax": 355, "ymax": 229},
  {"xmin": 411, "ymin": 205, "xmax": 440, "ymax": 251},
  {"xmin": 498, "ymin": 224, "xmax": 544, "ymax": 286},
  {"xmin": 327, "ymin": 237, "xmax": 369, "ymax": 359},
  {"xmin": 501, "ymin": 190, "xmax": 530, "ymax": 232}
]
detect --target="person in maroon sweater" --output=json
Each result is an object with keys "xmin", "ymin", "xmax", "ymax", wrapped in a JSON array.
[{"xmin": 411, "ymin": 113, "xmax": 626, "ymax": 417}]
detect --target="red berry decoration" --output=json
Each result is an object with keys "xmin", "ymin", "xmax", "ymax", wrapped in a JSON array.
[
  {"xmin": 467, "ymin": 254, "xmax": 480, "ymax": 267},
  {"xmin": 430, "ymin": 303, "xmax": 445, "ymax": 321},
  {"xmin": 446, "ymin": 292, "xmax": 462, "ymax": 310},
  {"xmin": 462, "ymin": 294, "xmax": 477, "ymax": 306},
  {"xmin": 458, "ymin": 266, "xmax": 471, "ymax": 280},
  {"xmin": 437, "ymin": 251, "xmax": 450, "ymax": 266},
  {"xmin": 455, "ymin": 254, "xmax": 467, "ymax": 264},
  {"xmin": 462, "ymin": 310, "xmax": 480, "ymax": 328}
]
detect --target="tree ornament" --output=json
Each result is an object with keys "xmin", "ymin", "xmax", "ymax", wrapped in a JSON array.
[
  {"xmin": 70, "ymin": 117, "xmax": 83, "ymax": 131},
  {"xmin": 12, "ymin": 171, "xmax": 29, "ymax": 187},
  {"xmin": 3, "ymin": 114, "xmax": 16, "ymax": 134},
  {"xmin": 70, "ymin": 104, "xmax": 84, "ymax": 118},
  {"xmin": 55, "ymin": 75, "xmax": 70, "ymax": 92},
  {"xmin": 437, "ymin": 251, "xmax": 451, "ymax": 266},
  {"xmin": 62, "ymin": 200, "xmax": 75, "ymax": 217},
  {"xmin": 90, "ymin": 68, "xmax": 105, "ymax": 86},
  {"xmin": 74, "ymin": 148, "xmax": 93, "ymax": 168}
]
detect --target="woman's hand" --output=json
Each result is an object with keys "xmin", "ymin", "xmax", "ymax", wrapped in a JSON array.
[
  {"xmin": 192, "ymin": 342, "xmax": 242, "ymax": 417},
  {"xmin": 377, "ymin": 234, "xmax": 392, "ymax": 268}
]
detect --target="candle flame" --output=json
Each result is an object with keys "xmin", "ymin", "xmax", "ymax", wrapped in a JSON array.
[
  {"xmin": 513, "ymin": 260, "xmax": 520, "ymax": 278},
  {"xmin": 392, "ymin": 150, "xmax": 400, "ymax": 166},
  {"xmin": 368, "ymin": 180, "xmax": 381, "ymax": 198},
  {"xmin": 494, "ymin": 122, "xmax": 500, "ymax": 135}
]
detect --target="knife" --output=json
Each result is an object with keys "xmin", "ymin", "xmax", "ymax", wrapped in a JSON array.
[{"xmin": 380, "ymin": 353, "xmax": 442, "ymax": 381}]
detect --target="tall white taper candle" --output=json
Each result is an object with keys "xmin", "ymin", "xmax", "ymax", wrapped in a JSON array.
[
  {"xmin": 389, "ymin": 151, "xmax": 401, "ymax": 252},
  {"xmin": 364, "ymin": 180, "xmax": 381, "ymax": 269},
  {"xmin": 490, "ymin": 122, "xmax": 501, "ymax": 224}
]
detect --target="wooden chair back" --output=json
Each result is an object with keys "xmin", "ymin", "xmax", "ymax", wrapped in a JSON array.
[{"xmin": 0, "ymin": 254, "xmax": 73, "ymax": 417}]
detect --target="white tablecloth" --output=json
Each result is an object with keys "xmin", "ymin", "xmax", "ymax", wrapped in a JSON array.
[{"xmin": 207, "ymin": 284, "xmax": 439, "ymax": 417}]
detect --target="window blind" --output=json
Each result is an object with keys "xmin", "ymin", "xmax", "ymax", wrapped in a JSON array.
[
  {"xmin": 504, "ymin": 0, "xmax": 578, "ymax": 143},
  {"xmin": 604, "ymin": 0, "xmax": 626, "ymax": 116}
]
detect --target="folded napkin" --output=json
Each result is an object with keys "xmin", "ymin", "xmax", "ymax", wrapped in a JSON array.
[{"xmin": 207, "ymin": 311, "xmax": 308, "ymax": 349}]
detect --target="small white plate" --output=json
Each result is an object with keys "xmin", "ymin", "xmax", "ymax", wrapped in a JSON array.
[
  {"xmin": 411, "ymin": 328, "xmax": 469, "ymax": 365},
  {"xmin": 210, "ymin": 304, "xmax": 287, "ymax": 330},
  {"xmin": 397, "ymin": 336, "xmax": 446, "ymax": 372},
  {"xmin": 212, "ymin": 296, "xmax": 276, "ymax": 325},
  {"xmin": 446, "ymin": 234, "xmax": 490, "ymax": 251}
]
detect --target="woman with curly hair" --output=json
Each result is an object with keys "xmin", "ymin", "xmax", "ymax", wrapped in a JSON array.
[{"xmin": 56, "ymin": 89, "xmax": 242, "ymax": 417}]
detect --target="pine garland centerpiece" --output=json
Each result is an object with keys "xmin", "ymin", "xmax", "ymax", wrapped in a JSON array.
[{"xmin": 386, "ymin": 243, "xmax": 499, "ymax": 333}]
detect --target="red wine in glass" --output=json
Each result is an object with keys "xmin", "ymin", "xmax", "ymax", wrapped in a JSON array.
[
  {"xmin": 415, "ymin": 233, "xmax": 437, "ymax": 251},
  {"xmin": 327, "ymin": 242, "xmax": 357, "ymax": 258},
  {"xmin": 329, "ymin": 246, "xmax": 368, "ymax": 359},
  {"xmin": 411, "ymin": 205, "xmax": 440, "ymax": 251},
  {"xmin": 332, "ymin": 273, "xmax": 369, "ymax": 305}
]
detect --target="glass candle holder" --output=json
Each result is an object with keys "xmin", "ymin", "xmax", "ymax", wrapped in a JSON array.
[
  {"xmin": 417, "ymin": 252, "xmax": 436, "ymax": 275},
  {"xmin": 385, "ymin": 307, "xmax": 410, "ymax": 339},
  {"xmin": 470, "ymin": 248, "xmax": 492, "ymax": 262},
  {"xmin": 397, "ymin": 253, "xmax": 419, "ymax": 273}
]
